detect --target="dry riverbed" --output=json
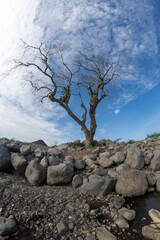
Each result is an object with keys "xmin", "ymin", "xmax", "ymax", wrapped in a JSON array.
[{"xmin": 0, "ymin": 172, "xmax": 147, "ymax": 240}]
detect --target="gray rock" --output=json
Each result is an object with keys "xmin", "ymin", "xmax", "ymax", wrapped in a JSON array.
[
  {"xmin": 144, "ymin": 152, "xmax": 153, "ymax": 165},
  {"xmin": 56, "ymin": 220, "xmax": 69, "ymax": 234},
  {"xmin": 114, "ymin": 197, "xmax": 125, "ymax": 209},
  {"xmin": 20, "ymin": 145, "xmax": 31, "ymax": 155},
  {"xmin": 98, "ymin": 139, "xmax": 107, "ymax": 146},
  {"xmin": 156, "ymin": 179, "xmax": 160, "ymax": 192},
  {"xmin": 6, "ymin": 143, "xmax": 20, "ymax": 152},
  {"xmin": 34, "ymin": 148, "xmax": 45, "ymax": 158},
  {"xmin": 115, "ymin": 217, "xmax": 129, "ymax": 229},
  {"xmin": 56, "ymin": 143, "xmax": 69, "ymax": 151},
  {"xmin": 65, "ymin": 156, "xmax": 75, "ymax": 164},
  {"xmin": 94, "ymin": 167, "xmax": 107, "ymax": 176},
  {"xmin": 73, "ymin": 139, "xmax": 81, "ymax": 145},
  {"xmin": 0, "ymin": 217, "xmax": 18, "ymax": 236},
  {"xmin": 150, "ymin": 151, "xmax": 160, "ymax": 170},
  {"xmin": 85, "ymin": 158, "xmax": 96, "ymax": 167},
  {"xmin": 149, "ymin": 209, "xmax": 160, "ymax": 226},
  {"xmin": 0, "ymin": 178, "xmax": 12, "ymax": 187},
  {"xmin": 116, "ymin": 164, "xmax": 130, "ymax": 173},
  {"xmin": 40, "ymin": 156, "xmax": 49, "ymax": 168},
  {"xmin": 25, "ymin": 160, "xmax": 46, "ymax": 186},
  {"xmin": 83, "ymin": 154, "xmax": 97, "ymax": 161},
  {"xmin": 0, "ymin": 142, "xmax": 11, "ymax": 171},
  {"xmin": 0, "ymin": 138, "xmax": 10, "ymax": 146},
  {"xmin": 110, "ymin": 152, "xmax": 125, "ymax": 163},
  {"xmin": 118, "ymin": 208, "xmax": 136, "ymax": 221},
  {"xmin": 72, "ymin": 175, "xmax": 83, "ymax": 188},
  {"xmin": 81, "ymin": 174, "xmax": 116, "ymax": 196},
  {"xmin": 115, "ymin": 170, "xmax": 148, "ymax": 197},
  {"xmin": 47, "ymin": 148, "xmax": 61, "ymax": 156},
  {"xmin": 142, "ymin": 225, "xmax": 160, "ymax": 240},
  {"xmin": 125, "ymin": 147, "xmax": 144, "ymax": 169},
  {"xmin": 96, "ymin": 227, "xmax": 117, "ymax": 240},
  {"xmin": 147, "ymin": 175, "xmax": 158, "ymax": 186},
  {"xmin": 98, "ymin": 157, "xmax": 113, "ymax": 168},
  {"xmin": 99, "ymin": 151, "xmax": 111, "ymax": 158},
  {"xmin": 48, "ymin": 156, "xmax": 63, "ymax": 166},
  {"xmin": 11, "ymin": 153, "xmax": 28, "ymax": 175},
  {"xmin": 74, "ymin": 160, "xmax": 85, "ymax": 169},
  {"xmin": 47, "ymin": 163, "xmax": 74, "ymax": 185}
]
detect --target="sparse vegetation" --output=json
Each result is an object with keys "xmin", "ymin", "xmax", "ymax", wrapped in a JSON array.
[
  {"xmin": 88, "ymin": 143, "xmax": 93, "ymax": 149},
  {"xmin": 114, "ymin": 138, "xmax": 122, "ymax": 143},
  {"xmin": 145, "ymin": 132, "xmax": 160, "ymax": 140},
  {"xmin": 121, "ymin": 139, "xmax": 135, "ymax": 146},
  {"xmin": 74, "ymin": 145, "xmax": 81, "ymax": 150}
]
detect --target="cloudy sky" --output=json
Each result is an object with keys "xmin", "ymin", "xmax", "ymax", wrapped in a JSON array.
[{"xmin": 0, "ymin": 0, "xmax": 160, "ymax": 145}]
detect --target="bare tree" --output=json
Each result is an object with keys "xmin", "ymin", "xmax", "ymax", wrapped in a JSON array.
[{"xmin": 11, "ymin": 41, "xmax": 121, "ymax": 147}]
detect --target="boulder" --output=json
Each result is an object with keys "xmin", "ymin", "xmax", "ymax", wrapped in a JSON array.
[
  {"xmin": 47, "ymin": 163, "xmax": 74, "ymax": 185},
  {"xmin": 114, "ymin": 197, "xmax": 125, "ymax": 209},
  {"xmin": 0, "ymin": 217, "xmax": 18, "ymax": 236},
  {"xmin": 96, "ymin": 227, "xmax": 117, "ymax": 240},
  {"xmin": 116, "ymin": 164, "xmax": 130, "ymax": 173},
  {"xmin": 115, "ymin": 217, "xmax": 129, "ymax": 229},
  {"xmin": 115, "ymin": 170, "xmax": 148, "ymax": 197},
  {"xmin": 56, "ymin": 144, "xmax": 69, "ymax": 151},
  {"xmin": 144, "ymin": 152, "xmax": 153, "ymax": 165},
  {"xmin": 98, "ymin": 157, "xmax": 113, "ymax": 168},
  {"xmin": 74, "ymin": 160, "xmax": 85, "ymax": 169},
  {"xmin": 99, "ymin": 151, "xmax": 111, "ymax": 158},
  {"xmin": 85, "ymin": 158, "xmax": 96, "ymax": 167},
  {"xmin": 142, "ymin": 225, "xmax": 160, "ymax": 240},
  {"xmin": 11, "ymin": 153, "xmax": 28, "ymax": 175},
  {"xmin": 72, "ymin": 175, "xmax": 83, "ymax": 188},
  {"xmin": 0, "ymin": 142, "xmax": 11, "ymax": 171},
  {"xmin": 83, "ymin": 154, "xmax": 97, "ymax": 161},
  {"xmin": 125, "ymin": 147, "xmax": 144, "ymax": 169},
  {"xmin": 98, "ymin": 139, "xmax": 107, "ymax": 146},
  {"xmin": 149, "ymin": 209, "xmax": 160, "ymax": 226},
  {"xmin": 25, "ymin": 160, "xmax": 46, "ymax": 186},
  {"xmin": 34, "ymin": 148, "xmax": 45, "ymax": 158},
  {"xmin": 150, "ymin": 151, "xmax": 160, "ymax": 170},
  {"xmin": 40, "ymin": 156, "xmax": 49, "ymax": 168},
  {"xmin": 156, "ymin": 179, "xmax": 160, "ymax": 192},
  {"xmin": 0, "ymin": 138, "xmax": 10, "ymax": 146},
  {"xmin": 73, "ymin": 139, "xmax": 81, "ymax": 145},
  {"xmin": 6, "ymin": 143, "xmax": 20, "ymax": 152},
  {"xmin": 110, "ymin": 152, "xmax": 125, "ymax": 163},
  {"xmin": 65, "ymin": 156, "xmax": 75, "ymax": 164},
  {"xmin": 20, "ymin": 145, "xmax": 31, "ymax": 155},
  {"xmin": 81, "ymin": 174, "xmax": 116, "ymax": 196},
  {"xmin": 48, "ymin": 156, "xmax": 63, "ymax": 166},
  {"xmin": 47, "ymin": 148, "xmax": 61, "ymax": 156},
  {"xmin": 118, "ymin": 208, "xmax": 136, "ymax": 221}
]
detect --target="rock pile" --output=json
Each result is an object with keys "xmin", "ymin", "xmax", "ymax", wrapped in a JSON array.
[{"xmin": 1, "ymin": 137, "xmax": 160, "ymax": 239}]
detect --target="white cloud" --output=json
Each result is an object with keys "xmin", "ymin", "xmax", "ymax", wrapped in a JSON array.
[
  {"xmin": 0, "ymin": 0, "xmax": 160, "ymax": 143},
  {"xmin": 114, "ymin": 109, "xmax": 120, "ymax": 115}
]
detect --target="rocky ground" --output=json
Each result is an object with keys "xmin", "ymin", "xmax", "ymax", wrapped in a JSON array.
[{"xmin": 1, "ymin": 137, "xmax": 160, "ymax": 239}]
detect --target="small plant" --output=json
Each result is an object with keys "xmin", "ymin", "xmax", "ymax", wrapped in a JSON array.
[
  {"xmin": 74, "ymin": 145, "xmax": 81, "ymax": 150},
  {"xmin": 145, "ymin": 132, "xmax": 160, "ymax": 140},
  {"xmin": 121, "ymin": 139, "xmax": 135, "ymax": 146},
  {"xmin": 88, "ymin": 143, "xmax": 93, "ymax": 149}
]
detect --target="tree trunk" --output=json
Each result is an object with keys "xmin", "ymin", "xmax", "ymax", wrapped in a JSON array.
[{"xmin": 83, "ymin": 129, "xmax": 94, "ymax": 148}]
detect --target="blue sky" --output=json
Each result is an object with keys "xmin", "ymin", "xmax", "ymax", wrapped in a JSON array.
[{"xmin": 0, "ymin": 0, "xmax": 160, "ymax": 145}]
